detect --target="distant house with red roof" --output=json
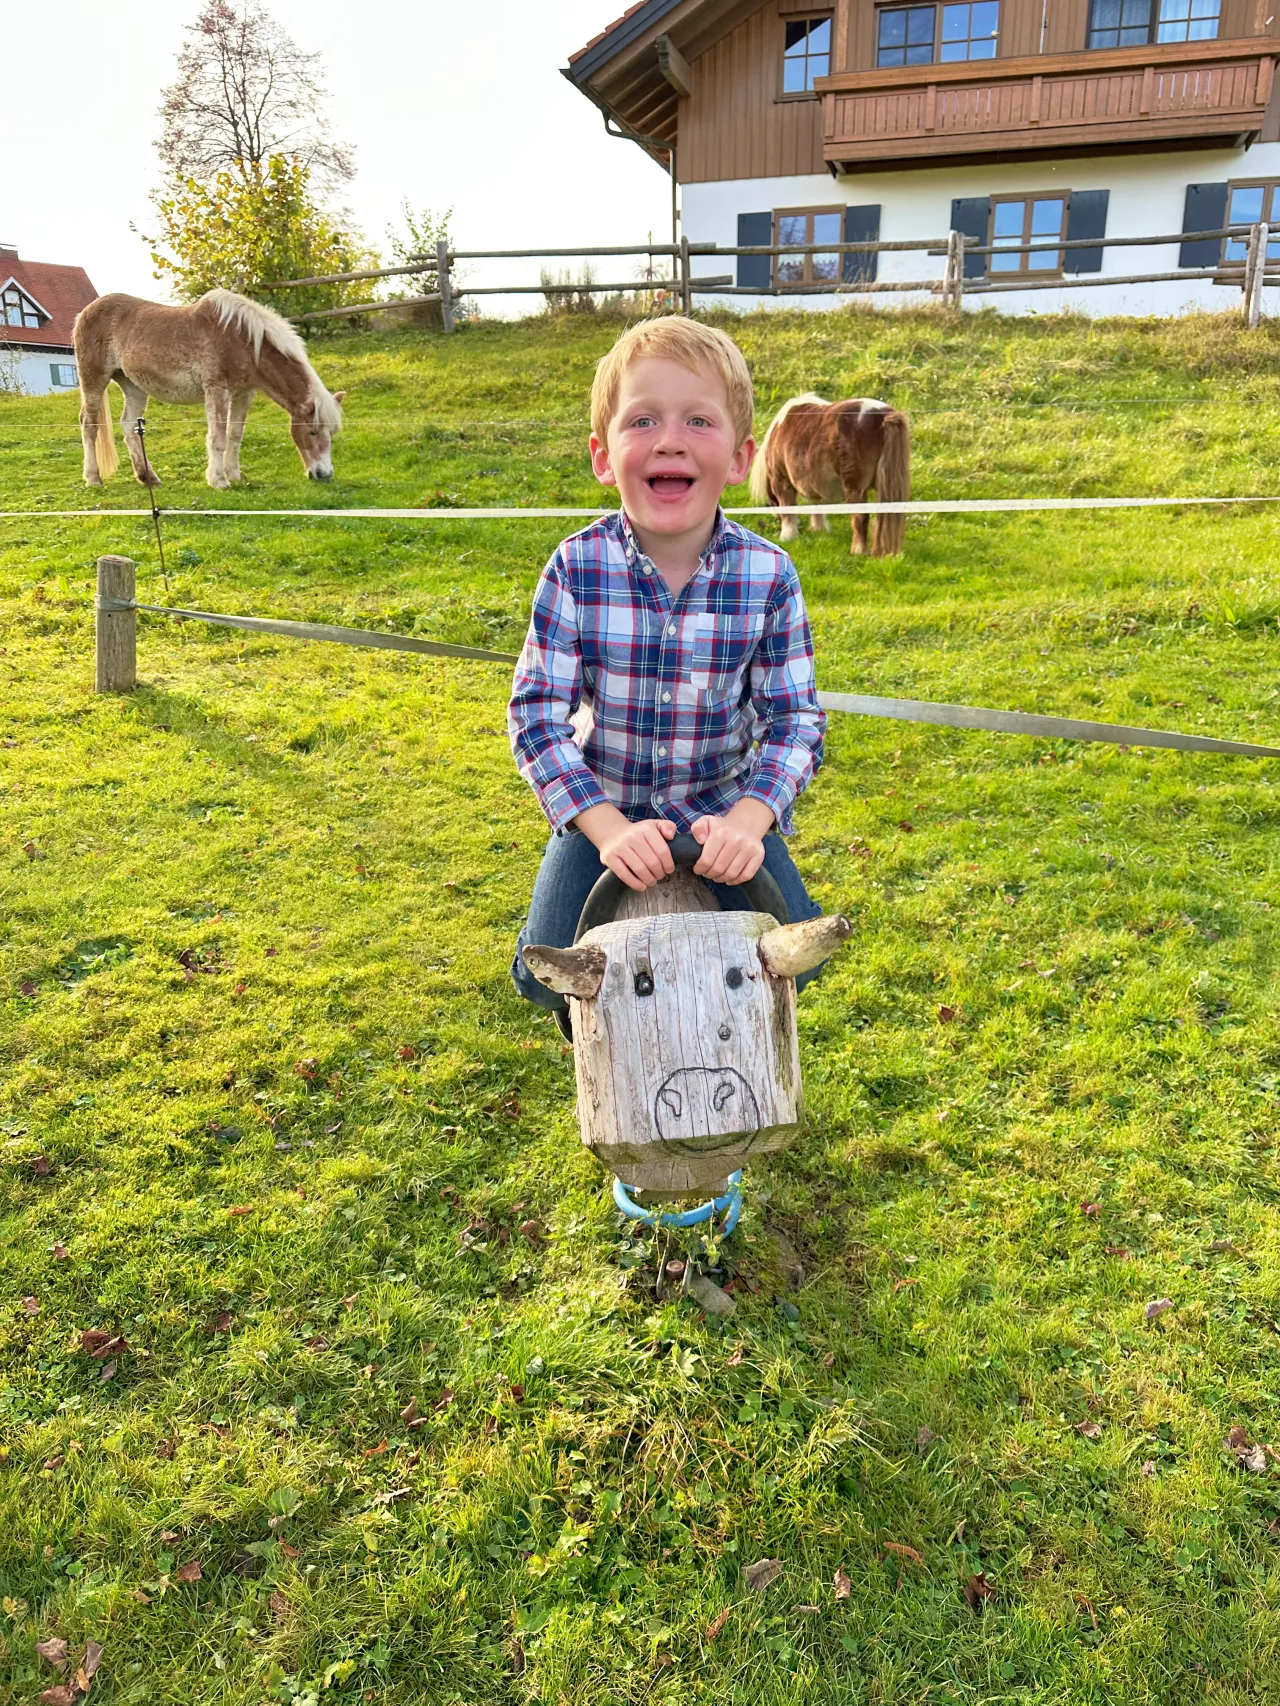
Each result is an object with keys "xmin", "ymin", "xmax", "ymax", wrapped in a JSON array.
[{"xmin": 0, "ymin": 242, "xmax": 97, "ymax": 396}]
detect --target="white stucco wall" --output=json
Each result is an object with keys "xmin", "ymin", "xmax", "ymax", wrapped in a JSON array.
[
  {"xmin": 683, "ymin": 144, "xmax": 1280, "ymax": 316},
  {"xmin": 0, "ymin": 350, "xmax": 78, "ymax": 396}
]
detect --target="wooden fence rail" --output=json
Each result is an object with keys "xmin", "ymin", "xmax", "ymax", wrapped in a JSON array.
[{"xmin": 272, "ymin": 223, "xmax": 1275, "ymax": 327}]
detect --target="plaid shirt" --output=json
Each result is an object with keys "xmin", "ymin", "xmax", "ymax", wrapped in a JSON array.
[{"xmin": 508, "ymin": 509, "xmax": 824, "ymax": 835}]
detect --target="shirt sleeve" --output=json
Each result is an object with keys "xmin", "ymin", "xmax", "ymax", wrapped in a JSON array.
[
  {"xmin": 507, "ymin": 549, "xmax": 612, "ymax": 831},
  {"xmin": 739, "ymin": 556, "xmax": 825, "ymax": 834}
]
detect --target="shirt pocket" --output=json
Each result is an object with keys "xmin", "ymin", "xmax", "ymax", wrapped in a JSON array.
[{"xmin": 687, "ymin": 612, "xmax": 764, "ymax": 702}]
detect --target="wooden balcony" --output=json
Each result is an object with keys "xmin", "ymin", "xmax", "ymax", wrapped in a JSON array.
[{"xmin": 816, "ymin": 38, "xmax": 1276, "ymax": 170}]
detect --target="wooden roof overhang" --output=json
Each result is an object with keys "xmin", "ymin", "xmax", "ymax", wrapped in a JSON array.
[{"xmin": 565, "ymin": 0, "xmax": 758, "ymax": 172}]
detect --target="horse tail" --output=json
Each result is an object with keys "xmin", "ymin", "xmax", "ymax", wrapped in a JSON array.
[
  {"xmin": 871, "ymin": 409, "xmax": 909, "ymax": 557},
  {"xmin": 95, "ymin": 384, "xmax": 119, "ymax": 480},
  {"xmin": 750, "ymin": 393, "xmax": 826, "ymax": 505}
]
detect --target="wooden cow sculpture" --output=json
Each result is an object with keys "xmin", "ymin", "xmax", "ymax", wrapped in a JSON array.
[{"xmin": 524, "ymin": 840, "xmax": 850, "ymax": 1202}]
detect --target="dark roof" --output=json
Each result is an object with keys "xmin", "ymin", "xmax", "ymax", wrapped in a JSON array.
[
  {"xmin": 0, "ymin": 249, "xmax": 98, "ymax": 349},
  {"xmin": 567, "ymin": 0, "xmax": 681, "ymax": 82}
]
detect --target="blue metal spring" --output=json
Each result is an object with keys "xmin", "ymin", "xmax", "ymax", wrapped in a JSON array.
[{"xmin": 612, "ymin": 1170, "xmax": 743, "ymax": 1235}]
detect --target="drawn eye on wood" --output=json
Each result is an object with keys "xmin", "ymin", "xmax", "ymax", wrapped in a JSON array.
[
  {"xmin": 658, "ymin": 1085, "xmax": 683, "ymax": 1119},
  {"xmin": 713, "ymin": 1080, "xmax": 736, "ymax": 1112}
]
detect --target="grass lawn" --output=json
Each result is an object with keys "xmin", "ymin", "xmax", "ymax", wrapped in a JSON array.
[{"xmin": 6, "ymin": 303, "xmax": 1280, "ymax": 1704}]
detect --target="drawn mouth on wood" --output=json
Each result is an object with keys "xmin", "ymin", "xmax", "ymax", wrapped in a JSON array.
[{"xmin": 653, "ymin": 1066, "xmax": 762, "ymax": 1153}]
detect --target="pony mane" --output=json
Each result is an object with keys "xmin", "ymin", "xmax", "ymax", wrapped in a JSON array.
[
  {"xmin": 200, "ymin": 289, "xmax": 342, "ymax": 429},
  {"xmin": 749, "ymin": 393, "xmax": 829, "ymax": 502}
]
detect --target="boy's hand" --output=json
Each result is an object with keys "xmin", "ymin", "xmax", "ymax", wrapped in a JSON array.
[
  {"xmin": 691, "ymin": 800, "xmax": 774, "ymax": 886},
  {"xmin": 576, "ymin": 803, "xmax": 676, "ymax": 892}
]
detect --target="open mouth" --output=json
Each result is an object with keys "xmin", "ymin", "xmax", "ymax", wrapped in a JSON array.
[{"xmin": 647, "ymin": 475, "xmax": 694, "ymax": 496}]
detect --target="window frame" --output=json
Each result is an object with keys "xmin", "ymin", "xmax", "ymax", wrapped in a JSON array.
[
  {"xmin": 1, "ymin": 283, "xmax": 46, "ymax": 331},
  {"xmin": 1085, "ymin": 0, "xmax": 1220, "ymax": 49},
  {"xmin": 778, "ymin": 13, "xmax": 832, "ymax": 99},
  {"xmin": 50, "ymin": 362, "xmax": 78, "ymax": 388},
  {"xmin": 1219, "ymin": 179, "xmax": 1280, "ymax": 269},
  {"xmin": 985, "ymin": 192, "xmax": 1072, "ymax": 279},
  {"xmin": 773, "ymin": 206, "xmax": 846, "ymax": 288},
  {"xmin": 874, "ymin": 1, "xmax": 1000, "ymax": 67}
]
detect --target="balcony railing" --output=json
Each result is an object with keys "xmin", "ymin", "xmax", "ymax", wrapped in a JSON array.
[{"xmin": 816, "ymin": 37, "xmax": 1275, "ymax": 169}]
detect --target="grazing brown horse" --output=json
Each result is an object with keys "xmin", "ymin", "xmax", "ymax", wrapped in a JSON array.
[
  {"xmin": 74, "ymin": 289, "xmax": 344, "ymax": 489},
  {"xmin": 750, "ymin": 393, "xmax": 910, "ymax": 556}
]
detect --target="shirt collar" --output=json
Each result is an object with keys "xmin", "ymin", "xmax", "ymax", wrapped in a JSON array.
[{"xmin": 618, "ymin": 507, "xmax": 730, "ymax": 578}]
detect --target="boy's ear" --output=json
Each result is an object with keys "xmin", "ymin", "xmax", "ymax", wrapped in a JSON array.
[
  {"xmin": 589, "ymin": 432, "xmax": 618, "ymax": 488},
  {"xmin": 727, "ymin": 434, "xmax": 755, "ymax": 490}
]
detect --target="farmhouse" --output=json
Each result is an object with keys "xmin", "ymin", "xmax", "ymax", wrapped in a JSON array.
[
  {"xmin": 0, "ymin": 243, "xmax": 97, "ymax": 395},
  {"xmin": 566, "ymin": 0, "xmax": 1280, "ymax": 313}
]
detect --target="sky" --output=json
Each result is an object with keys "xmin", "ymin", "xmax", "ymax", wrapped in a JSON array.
[{"xmin": 6, "ymin": 0, "xmax": 673, "ymax": 304}]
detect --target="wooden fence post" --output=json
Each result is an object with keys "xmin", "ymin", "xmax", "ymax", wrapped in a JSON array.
[
  {"xmin": 95, "ymin": 555, "xmax": 136, "ymax": 694},
  {"xmin": 437, "ymin": 239, "xmax": 455, "ymax": 334},
  {"xmin": 679, "ymin": 236, "xmax": 692, "ymax": 315},
  {"xmin": 943, "ymin": 229, "xmax": 965, "ymax": 309},
  {"xmin": 1245, "ymin": 222, "xmax": 1268, "ymax": 329}
]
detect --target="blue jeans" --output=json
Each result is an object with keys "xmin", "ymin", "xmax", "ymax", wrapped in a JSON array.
[{"xmin": 511, "ymin": 829, "xmax": 826, "ymax": 1011}]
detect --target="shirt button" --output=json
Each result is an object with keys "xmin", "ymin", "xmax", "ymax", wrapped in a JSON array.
[
  {"xmin": 653, "ymin": 793, "xmax": 664, "ymax": 804},
  {"xmin": 658, "ymin": 745, "xmax": 667, "ymax": 756},
  {"xmin": 661, "ymin": 691, "xmax": 671, "ymax": 703},
  {"xmin": 641, "ymin": 564, "xmax": 652, "ymax": 574},
  {"xmin": 667, "ymin": 623, "xmax": 676, "ymax": 636}
]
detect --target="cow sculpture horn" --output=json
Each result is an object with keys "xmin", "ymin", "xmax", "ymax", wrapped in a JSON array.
[
  {"xmin": 758, "ymin": 914, "xmax": 852, "ymax": 979},
  {"xmin": 522, "ymin": 943, "xmax": 607, "ymax": 999}
]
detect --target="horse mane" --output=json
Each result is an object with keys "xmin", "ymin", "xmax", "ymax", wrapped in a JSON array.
[
  {"xmin": 199, "ymin": 289, "xmax": 342, "ymax": 429},
  {"xmin": 749, "ymin": 393, "xmax": 829, "ymax": 503}
]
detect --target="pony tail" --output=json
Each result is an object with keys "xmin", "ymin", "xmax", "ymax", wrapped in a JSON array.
[
  {"xmin": 95, "ymin": 385, "xmax": 118, "ymax": 480},
  {"xmin": 872, "ymin": 410, "xmax": 909, "ymax": 557}
]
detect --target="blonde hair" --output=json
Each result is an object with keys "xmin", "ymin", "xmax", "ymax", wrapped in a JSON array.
[{"xmin": 590, "ymin": 318, "xmax": 755, "ymax": 447}]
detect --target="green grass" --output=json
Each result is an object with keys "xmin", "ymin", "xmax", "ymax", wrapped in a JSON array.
[{"xmin": 6, "ymin": 303, "xmax": 1280, "ymax": 1704}]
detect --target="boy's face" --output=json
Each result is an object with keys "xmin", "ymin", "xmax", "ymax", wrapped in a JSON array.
[{"xmin": 590, "ymin": 357, "xmax": 754, "ymax": 543}]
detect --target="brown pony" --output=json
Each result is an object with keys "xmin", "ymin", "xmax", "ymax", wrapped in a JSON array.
[
  {"xmin": 750, "ymin": 393, "xmax": 910, "ymax": 556},
  {"xmin": 73, "ymin": 288, "xmax": 344, "ymax": 489}
]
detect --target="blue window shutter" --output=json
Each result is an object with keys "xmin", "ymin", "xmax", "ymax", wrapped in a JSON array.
[
  {"xmin": 1180, "ymin": 183, "xmax": 1227, "ymax": 268},
  {"xmin": 950, "ymin": 196, "xmax": 990, "ymax": 278},
  {"xmin": 843, "ymin": 204, "xmax": 880, "ymax": 283},
  {"xmin": 1064, "ymin": 189, "xmax": 1109, "ymax": 274},
  {"xmin": 737, "ymin": 212, "xmax": 773, "ymax": 290},
  {"xmin": 51, "ymin": 364, "xmax": 61, "ymax": 387}
]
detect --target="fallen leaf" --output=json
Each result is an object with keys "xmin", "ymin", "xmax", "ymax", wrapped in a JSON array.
[
  {"xmin": 79, "ymin": 1329, "xmax": 126, "ymax": 1359},
  {"xmin": 362, "ymin": 1439, "xmax": 388, "ymax": 1459},
  {"xmin": 20, "ymin": 980, "xmax": 37, "ymax": 997},
  {"xmin": 834, "ymin": 1565, "xmax": 852, "ymax": 1601},
  {"xmin": 397, "ymin": 1044, "xmax": 417, "ymax": 1061},
  {"xmin": 1075, "ymin": 1421, "xmax": 1102, "ymax": 1439},
  {"xmin": 1080, "ymin": 1202, "xmax": 1100, "ymax": 1216},
  {"xmin": 399, "ymin": 1398, "xmax": 420, "ymax": 1424},
  {"xmin": 892, "ymin": 1277, "xmax": 918, "ymax": 1293},
  {"xmin": 23, "ymin": 1296, "xmax": 39, "ymax": 1315},
  {"xmin": 509, "ymin": 1383, "xmax": 525, "ymax": 1403},
  {"xmin": 269, "ymin": 1589, "xmax": 288, "ymax": 1622},
  {"xmin": 1226, "ymin": 1427, "xmax": 1268, "ymax": 1473},
  {"xmin": 1140, "ymin": 1459, "xmax": 1157, "ymax": 1477},
  {"xmin": 372, "ymin": 1487, "xmax": 412, "ymax": 1506},
  {"xmin": 35, "ymin": 1638, "xmax": 69, "ymax": 1671},
  {"xmin": 884, "ymin": 1542, "xmax": 924, "ymax": 1566},
  {"xmin": 174, "ymin": 1559, "xmax": 202, "ymax": 1584},
  {"xmin": 705, "ymin": 1606, "xmax": 732, "ymax": 1641},
  {"xmin": 725, "ymin": 1345, "xmax": 744, "ymax": 1367},
  {"xmin": 155, "ymin": 1438, "xmax": 177, "ymax": 1460},
  {"xmin": 342, "ymin": 1293, "xmax": 358, "ymax": 1310},
  {"xmin": 1210, "ymin": 1238, "xmax": 1237, "ymax": 1253},
  {"xmin": 205, "ymin": 1312, "xmax": 232, "ymax": 1334},
  {"xmin": 1145, "ymin": 1298, "xmax": 1174, "ymax": 1322},
  {"xmin": 305, "ymin": 1336, "xmax": 328, "ymax": 1351},
  {"xmin": 294, "ymin": 1058, "xmax": 319, "ymax": 1080},
  {"xmin": 227, "ymin": 1205, "xmax": 255, "ymax": 1217},
  {"xmin": 38, "ymin": 1688, "xmax": 76, "ymax": 1706},
  {"xmin": 964, "ymin": 1572, "xmax": 996, "ymax": 1610},
  {"xmin": 81, "ymin": 1639, "xmax": 104, "ymax": 1682},
  {"xmin": 794, "ymin": 1602, "xmax": 821, "ymax": 1613},
  {"xmin": 916, "ymin": 1426, "xmax": 936, "ymax": 1452},
  {"xmin": 937, "ymin": 1004, "xmax": 956, "ymax": 1022},
  {"xmin": 52, "ymin": 1243, "xmax": 68, "ymax": 1261},
  {"xmin": 33, "ymin": 1155, "xmax": 51, "ymax": 1175},
  {"xmin": 1104, "ymin": 1246, "xmax": 1130, "ymax": 1260},
  {"xmin": 744, "ymin": 1557, "xmax": 784, "ymax": 1592},
  {"xmin": 897, "ymin": 821, "xmax": 914, "ymax": 833},
  {"xmin": 99, "ymin": 1360, "xmax": 117, "ymax": 1382},
  {"xmin": 159, "ymin": 1531, "xmax": 179, "ymax": 1543},
  {"xmin": 132, "ymin": 1590, "xmax": 152, "ymax": 1605},
  {"xmin": 434, "ymin": 1387, "xmax": 454, "ymax": 1411},
  {"xmin": 518, "ymin": 1219, "xmax": 543, "ymax": 1245},
  {"xmin": 43, "ymin": 1456, "xmax": 64, "ymax": 1471},
  {"xmin": 278, "ymin": 1541, "xmax": 300, "ymax": 1558}
]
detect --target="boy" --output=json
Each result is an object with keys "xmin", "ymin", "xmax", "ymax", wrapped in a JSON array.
[{"xmin": 508, "ymin": 318, "xmax": 827, "ymax": 1023}]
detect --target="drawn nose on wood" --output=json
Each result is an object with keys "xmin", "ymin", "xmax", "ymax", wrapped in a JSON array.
[{"xmin": 524, "ymin": 862, "xmax": 850, "ymax": 1202}]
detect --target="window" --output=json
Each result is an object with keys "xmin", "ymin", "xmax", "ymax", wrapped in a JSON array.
[
  {"xmin": 877, "ymin": 2, "xmax": 998, "ymax": 65},
  {"xmin": 1087, "ymin": 0, "xmax": 1218, "ymax": 48},
  {"xmin": 988, "ymin": 195, "xmax": 1067, "ymax": 274},
  {"xmin": 1, "ymin": 284, "xmax": 45, "ymax": 329},
  {"xmin": 1223, "ymin": 181, "xmax": 1280, "ymax": 265},
  {"xmin": 50, "ymin": 363, "xmax": 77, "ymax": 387},
  {"xmin": 782, "ymin": 17, "xmax": 830, "ymax": 92},
  {"xmin": 775, "ymin": 208, "xmax": 844, "ymax": 286}
]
